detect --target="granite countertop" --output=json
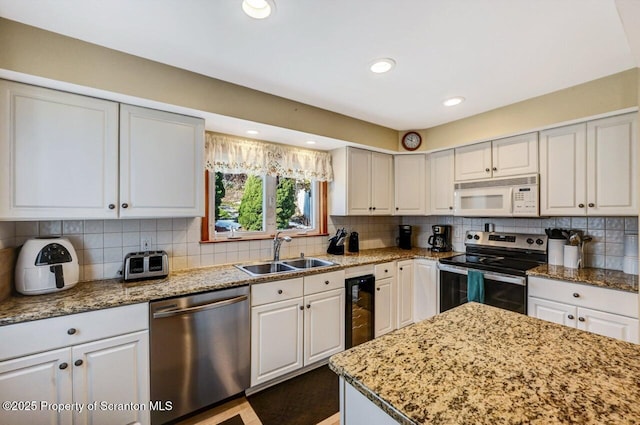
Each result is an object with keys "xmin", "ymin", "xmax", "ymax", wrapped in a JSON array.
[
  {"xmin": 528, "ymin": 264, "xmax": 638, "ymax": 293},
  {"xmin": 330, "ymin": 302, "xmax": 640, "ymax": 425},
  {"xmin": 0, "ymin": 247, "xmax": 457, "ymax": 326}
]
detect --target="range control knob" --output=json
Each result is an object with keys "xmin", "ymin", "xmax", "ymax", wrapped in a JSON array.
[
  {"xmin": 536, "ymin": 239, "xmax": 544, "ymax": 245},
  {"xmin": 467, "ymin": 234, "xmax": 473, "ymax": 240},
  {"xmin": 526, "ymin": 238, "xmax": 534, "ymax": 245},
  {"xmin": 473, "ymin": 234, "xmax": 480, "ymax": 240}
]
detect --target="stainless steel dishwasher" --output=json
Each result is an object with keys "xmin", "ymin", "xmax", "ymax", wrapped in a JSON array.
[{"xmin": 149, "ymin": 285, "xmax": 250, "ymax": 424}]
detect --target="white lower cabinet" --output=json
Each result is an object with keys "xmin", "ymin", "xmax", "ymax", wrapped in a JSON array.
[
  {"xmin": 374, "ymin": 263, "xmax": 396, "ymax": 338},
  {"xmin": 251, "ymin": 271, "xmax": 345, "ymax": 387},
  {"xmin": 340, "ymin": 377, "xmax": 397, "ymax": 425},
  {"xmin": 413, "ymin": 259, "xmax": 438, "ymax": 322},
  {"xmin": 396, "ymin": 260, "xmax": 414, "ymax": 328},
  {"xmin": 0, "ymin": 304, "xmax": 150, "ymax": 425},
  {"xmin": 528, "ymin": 277, "xmax": 639, "ymax": 343}
]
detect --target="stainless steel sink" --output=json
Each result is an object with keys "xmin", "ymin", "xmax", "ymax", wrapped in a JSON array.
[
  {"xmin": 281, "ymin": 258, "xmax": 335, "ymax": 269},
  {"xmin": 236, "ymin": 262, "xmax": 297, "ymax": 276},
  {"xmin": 235, "ymin": 257, "xmax": 336, "ymax": 276}
]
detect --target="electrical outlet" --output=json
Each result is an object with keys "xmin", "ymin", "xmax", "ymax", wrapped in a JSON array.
[{"xmin": 141, "ymin": 237, "xmax": 152, "ymax": 251}]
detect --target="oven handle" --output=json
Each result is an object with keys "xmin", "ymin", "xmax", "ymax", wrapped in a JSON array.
[{"xmin": 438, "ymin": 264, "xmax": 526, "ymax": 286}]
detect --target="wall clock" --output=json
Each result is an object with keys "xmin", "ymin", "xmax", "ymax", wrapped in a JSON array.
[{"xmin": 401, "ymin": 131, "xmax": 422, "ymax": 151}]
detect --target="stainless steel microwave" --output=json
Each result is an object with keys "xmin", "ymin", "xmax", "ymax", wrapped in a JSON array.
[{"xmin": 453, "ymin": 174, "xmax": 539, "ymax": 217}]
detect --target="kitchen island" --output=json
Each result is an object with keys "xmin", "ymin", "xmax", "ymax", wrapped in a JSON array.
[{"xmin": 329, "ymin": 302, "xmax": 640, "ymax": 425}]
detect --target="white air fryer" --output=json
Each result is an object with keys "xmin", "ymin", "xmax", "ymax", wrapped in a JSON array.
[{"xmin": 15, "ymin": 237, "xmax": 79, "ymax": 295}]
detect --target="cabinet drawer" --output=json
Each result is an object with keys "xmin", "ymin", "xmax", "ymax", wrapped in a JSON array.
[
  {"xmin": 528, "ymin": 277, "xmax": 638, "ymax": 318},
  {"xmin": 0, "ymin": 303, "xmax": 148, "ymax": 361},
  {"xmin": 252, "ymin": 278, "xmax": 303, "ymax": 306},
  {"xmin": 375, "ymin": 262, "xmax": 396, "ymax": 280},
  {"xmin": 304, "ymin": 270, "xmax": 345, "ymax": 296}
]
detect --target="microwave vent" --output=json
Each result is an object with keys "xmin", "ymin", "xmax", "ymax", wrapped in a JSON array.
[{"xmin": 454, "ymin": 174, "xmax": 538, "ymax": 190}]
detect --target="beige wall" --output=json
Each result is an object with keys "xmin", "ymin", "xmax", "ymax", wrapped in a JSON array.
[
  {"xmin": 0, "ymin": 18, "xmax": 398, "ymax": 150},
  {"xmin": 407, "ymin": 68, "xmax": 640, "ymax": 152}
]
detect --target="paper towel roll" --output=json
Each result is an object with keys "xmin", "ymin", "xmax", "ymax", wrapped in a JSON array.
[
  {"xmin": 624, "ymin": 234, "xmax": 638, "ymax": 258},
  {"xmin": 548, "ymin": 239, "xmax": 565, "ymax": 266},
  {"xmin": 563, "ymin": 245, "xmax": 579, "ymax": 269}
]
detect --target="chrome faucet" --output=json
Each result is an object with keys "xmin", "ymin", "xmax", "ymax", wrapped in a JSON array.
[{"xmin": 273, "ymin": 231, "xmax": 292, "ymax": 261}]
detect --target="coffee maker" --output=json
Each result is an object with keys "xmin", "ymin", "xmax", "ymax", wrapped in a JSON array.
[
  {"xmin": 428, "ymin": 225, "xmax": 452, "ymax": 252},
  {"xmin": 398, "ymin": 225, "xmax": 412, "ymax": 250}
]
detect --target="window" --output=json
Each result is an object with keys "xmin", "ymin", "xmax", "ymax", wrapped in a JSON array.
[{"xmin": 209, "ymin": 172, "xmax": 318, "ymax": 239}]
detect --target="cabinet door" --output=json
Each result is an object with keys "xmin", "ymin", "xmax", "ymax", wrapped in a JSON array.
[
  {"xmin": 72, "ymin": 331, "xmax": 150, "ymax": 425},
  {"xmin": 374, "ymin": 277, "xmax": 396, "ymax": 338},
  {"xmin": 577, "ymin": 307, "xmax": 639, "ymax": 343},
  {"xmin": 491, "ymin": 132, "xmax": 538, "ymax": 177},
  {"xmin": 528, "ymin": 297, "xmax": 577, "ymax": 327},
  {"xmin": 370, "ymin": 152, "xmax": 394, "ymax": 215},
  {"xmin": 251, "ymin": 298, "xmax": 304, "ymax": 386},
  {"xmin": 347, "ymin": 148, "xmax": 372, "ymax": 215},
  {"xmin": 0, "ymin": 80, "xmax": 119, "ymax": 220},
  {"xmin": 454, "ymin": 141, "xmax": 492, "ymax": 181},
  {"xmin": 430, "ymin": 149, "xmax": 455, "ymax": 214},
  {"xmin": 0, "ymin": 348, "xmax": 73, "ymax": 425},
  {"xmin": 414, "ymin": 260, "xmax": 438, "ymax": 322},
  {"xmin": 304, "ymin": 288, "xmax": 345, "ymax": 365},
  {"xmin": 586, "ymin": 114, "xmax": 637, "ymax": 215},
  {"xmin": 539, "ymin": 123, "xmax": 587, "ymax": 216},
  {"xmin": 396, "ymin": 260, "xmax": 414, "ymax": 328},
  {"xmin": 119, "ymin": 104, "xmax": 204, "ymax": 218},
  {"xmin": 394, "ymin": 155, "xmax": 426, "ymax": 215}
]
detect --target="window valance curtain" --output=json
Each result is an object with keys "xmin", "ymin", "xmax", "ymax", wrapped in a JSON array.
[{"xmin": 205, "ymin": 133, "xmax": 333, "ymax": 182}]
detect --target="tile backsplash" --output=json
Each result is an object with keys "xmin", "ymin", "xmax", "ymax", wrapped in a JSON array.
[
  {"xmin": 0, "ymin": 214, "xmax": 636, "ymax": 282},
  {"xmin": 404, "ymin": 215, "xmax": 639, "ymax": 271}
]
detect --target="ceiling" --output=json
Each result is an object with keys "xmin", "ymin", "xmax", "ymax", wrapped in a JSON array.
[{"xmin": 0, "ymin": 0, "xmax": 638, "ymax": 139}]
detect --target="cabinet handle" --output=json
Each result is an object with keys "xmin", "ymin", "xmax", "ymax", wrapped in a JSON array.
[
  {"xmin": 449, "ymin": 206, "xmax": 453, "ymax": 210},
  {"xmin": 395, "ymin": 207, "xmax": 399, "ymax": 211},
  {"xmin": 306, "ymin": 304, "xmax": 311, "ymax": 309},
  {"xmin": 277, "ymin": 289, "xmax": 283, "ymax": 294},
  {"xmin": 67, "ymin": 328, "xmax": 77, "ymax": 335},
  {"xmin": 400, "ymin": 267, "xmax": 403, "ymax": 271},
  {"xmin": 108, "ymin": 204, "xmax": 115, "ymax": 210},
  {"xmin": 376, "ymin": 287, "xmax": 381, "ymax": 291},
  {"xmin": 578, "ymin": 203, "xmax": 585, "ymax": 208},
  {"xmin": 372, "ymin": 207, "xmax": 376, "ymax": 211},
  {"xmin": 588, "ymin": 203, "xmax": 595, "ymax": 208},
  {"xmin": 384, "ymin": 269, "xmax": 388, "ymax": 273},
  {"xmin": 325, "ymin": 280, "xmax": 330, "ymax": 285},
  {"xmin": 485, "ymin": 168, "xmax": 490, "ymax": 173},
  {"xmin": 122, "ymin": 203, "xmax": 129, "ymax": 209},
  {"xmin": 492, "ymin": 167, "xmax": 497, "ymax": 171},
  {"xmin": 578, "ymin": 317, "xmax": 585, "ymax": 322},
  {"xmin": 299, "ymin": 306, "xmax": 304, "ymax": 310},
  {"xmin": 59, "ymin": 362, "xmax": 68, "ymax": 370},
  {"xmin": 572, "ymin": 293, "xmax": 580, "ymax": 298},
  {"xmin": 74, "ymin": 359, "xmax": 83, "ymax": 367},
  {"xmin": 567, "ymin": 314, "xmax": 574, "ymax": 320},
  {"xmin": 368, "ymin": 207, "xmax": 372, "ymax": 211}
]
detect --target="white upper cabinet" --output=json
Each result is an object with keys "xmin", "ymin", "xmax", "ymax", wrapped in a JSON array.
[
  {"xmin": 0, "ymin": 80, "xmax": 119, "ymax": 219},
  {"xmin": 330, "ymin": 147, "xmax": 393, "ymax": 215},
  {"xmin": 454, "ymin": 133, "xmax": 538, "ymax": 181},
  {"xmin": 540, "ymin": 113, "xmax": 637, "ymax": 216},
  {"xmin": 0, "ymin": 81, "xmax": 204, "ymax": 220},
  {"xmin": 586, "ymin": 114, "xmax": 637, "ymax": 215},
  {"xmin": 119, "ymin": 105, "xmax": 204, "ymax": 218},
  {"xmin": 394, "ymin": 154, "xmax": 427, "ymax": 215},
  {"xmin": 429, "ymin": 149, "xmax": 455, "ymax": 215}
]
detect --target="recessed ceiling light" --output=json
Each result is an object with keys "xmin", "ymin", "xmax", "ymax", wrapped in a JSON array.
[
  {"xmin": 443, "ymin": 96, "xmax": 465, "ymax": 107},
  {"xmin": 306, "ymin": 140, "xmax": 316, "ymax": 145},
  {"xmin": 369, "ymin": 58, "xmax": 396, "ymax": 74},
  {"xmin": 242, "ymin": 0, "xmax": 275, "ymax": 19},
  {"xmin": 246, "ymin": 130, "xmax": 259, "ymax": 135}
]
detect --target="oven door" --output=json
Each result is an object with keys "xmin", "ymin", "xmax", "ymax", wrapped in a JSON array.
[{"xmin": 439, "ymin": 264, "xmax": 526, "ymax": 314}]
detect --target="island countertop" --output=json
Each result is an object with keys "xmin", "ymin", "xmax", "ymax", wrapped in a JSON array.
[{"xmin": 329, "ymin": 303, "xmax": 640, "ymax": 425}]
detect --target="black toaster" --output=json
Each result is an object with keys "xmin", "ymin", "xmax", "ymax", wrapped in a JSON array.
[{"xmin": 123, "ymin": 250, "xmax": 169, "ymax": 282}]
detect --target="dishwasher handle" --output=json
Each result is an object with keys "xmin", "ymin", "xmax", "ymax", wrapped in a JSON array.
[{"xmin": 152, "ymin": 295, "xmax": 248, "ymax": 319}]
